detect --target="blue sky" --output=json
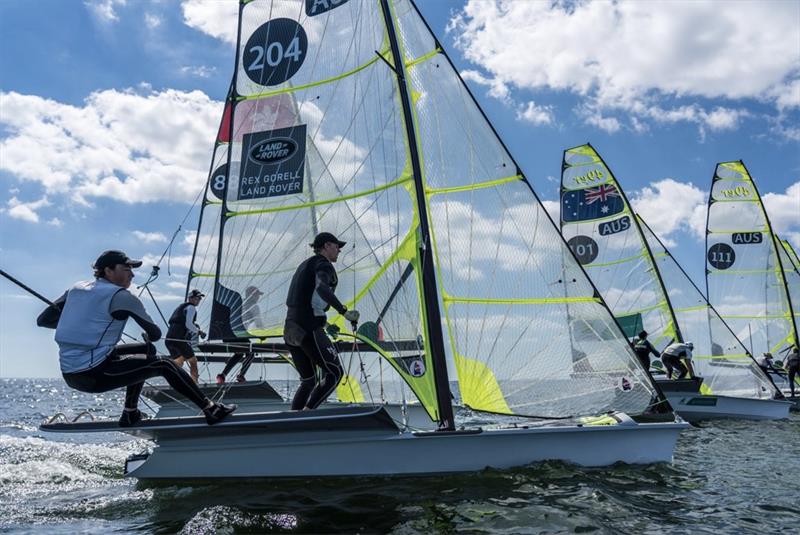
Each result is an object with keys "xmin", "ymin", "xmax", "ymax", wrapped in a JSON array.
[{"xmin": 1, "ymin": 0, "xmax": 798, "ymax": 378}]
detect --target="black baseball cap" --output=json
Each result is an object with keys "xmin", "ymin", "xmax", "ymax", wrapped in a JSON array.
[
  {"xmin": 310, "ymin": 232, "xmax": 346, "ymax": 249},
  {"xmin": 94, "ymin": 250, "xmax": 142, "ymax": 270},
  {"xmin": 188, "ymin": 289, "xmax": 205, "ymax": 298}
]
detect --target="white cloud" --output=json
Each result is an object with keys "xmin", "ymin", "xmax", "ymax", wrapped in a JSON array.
[
  {"xmin": 516, "ymin": 101, "xmax": 554, "ymax": 126},
  {"xmin": 461, "ymin": 69, "xmax": 510, "ymax": 101},
  {"xmin": 48, "ymin": 217, "xmax": 63, "ymax": 227},
  {"xmin": 630, "ymin": 179, "xmax": 707, "ymax": 245},
  {"xmin": 141, "ymin": 253, "xmax": 193, "ymax": 271},
  {"xmin": 132, "ymin": 230, "xmax": 168, "ymax": 243},
  {"xmin": 763, "ymin": 181, "xmax": 800, "ymax": 247},
  {"xmin": 180, "ymin": 65, "xmax": 217, "ymax": 78},
  {"xmin": 4, "ymin": 196, "xmax": 51, "ymax": 223},
  {"xmin": 181, "ymin": 0, "xmax": 239, "ymax": 44},
  {"xmin": 85, "ymin": 0, "xmax": 126, "ymax": 23},
  {"xmin": 451, "ymin": 0, "xmax": 800, "ymax": 132},
  {"xmin": 0, "ymin": 88, "xmax": 222, "ymax": 205},
  {"xmin": 144, "ymin": 13, "xmax": 162, "ymax": 29}
]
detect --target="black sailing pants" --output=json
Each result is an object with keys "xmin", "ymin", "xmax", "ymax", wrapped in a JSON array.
[
  {"xmin": 221, "ymin": 353, "xmax": 255, "ymax": 378},
  {"xmin": 285, "ymin": 321, "xmax": 343, "ymax": 410},
  {"xmin": 63, "ymin": 344, "xmax": 210, "ymax": 410},
  {"xmin": 789, "ymin": 363, "xmax": 799, "ymax": 396},
  {"xmin": 662, "ymin": 354, "xmax": 688, "ymax": 379}
]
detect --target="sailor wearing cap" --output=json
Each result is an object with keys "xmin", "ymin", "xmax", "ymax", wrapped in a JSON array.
[
  {"xmin": 284, "ymin": 232, "xmax": 360, "ymax": 410},
  {"xmin": 165, "ymin": 289, "xmax": 207, "ymax": 383},
  {"xmin": 36, "ymin": 250, "xmax": 235, "ymax": 427}
]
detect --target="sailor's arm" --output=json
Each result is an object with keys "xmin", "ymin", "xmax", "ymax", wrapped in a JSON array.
[
  {"xmin": 184, "ymin": 304, "xmax": 199, "ymax": 336},
  {"xmin": 647, "ymin": 341, "xmax": 659, "ymax": 359},
  {"xmin": 110, "ymin": 291, "xmax": 162, "ymax": 341},
  {"xmin": 315, "ymin": 267, "xmax": 347, "ymax": 315},
  {"xmin": 36, "ymin": 291, "xmax": 67, "ymax": 329}
]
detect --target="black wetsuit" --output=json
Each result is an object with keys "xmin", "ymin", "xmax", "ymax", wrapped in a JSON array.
[
  {"xmin": 37, "ymin": 288, "xmax": 210, "ymax": 411},
  {"xmin": 165, "ymin": 302, "xmax": 197, "ymax": 359},
  {"xmin": 284, "ymin": 254, "xmax": 347, "ymax": 410},
  {"xmin": 632, "ymin": 338, "xmax": 659, "ymax": 371},
  {"xmin": 787, "ymin": 348, "xmax": 799, "ymax": 396},
  {"xmin": 221, "ymin": 352, "xmax": 255, "ymax": 378}
]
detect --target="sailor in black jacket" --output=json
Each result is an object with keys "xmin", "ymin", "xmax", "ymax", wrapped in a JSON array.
[{"xmin": 284, "ymin": 232, "xmax": 360, "ymax": 410}]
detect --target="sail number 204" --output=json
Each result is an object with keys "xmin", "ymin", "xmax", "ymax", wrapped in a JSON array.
[{"xmin": 243, "ymin": 19, "xmax": 308, "ymax": 86}]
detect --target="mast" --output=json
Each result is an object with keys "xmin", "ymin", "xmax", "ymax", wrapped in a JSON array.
[
  {"xmin": 745, "ymin": 161, "xmax": 799, "ymax": 347},
  {"xmin": 379, "ymin": 0, "xmax": 454, "ymax": 429},
  {"xmin": 209, "ymin": 1, "xmax": 246, "ymax": 341},
  {"xmin": 590, "ymin": 144, "xmax": 684, "ymax": 344}
]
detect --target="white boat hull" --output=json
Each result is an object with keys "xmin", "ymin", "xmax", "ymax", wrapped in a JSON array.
[
  {"xmin": 123, "ymin": 419, "xmax": 686, "ymax": 480},
  {"xmin": 664, "ymin": 392, "xmax": 792, "ymax": 421}
]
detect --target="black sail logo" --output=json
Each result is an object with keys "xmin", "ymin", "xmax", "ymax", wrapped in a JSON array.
[{"xmin": 249, "ymin": 138, "xmax": 297, "ymax": 165}]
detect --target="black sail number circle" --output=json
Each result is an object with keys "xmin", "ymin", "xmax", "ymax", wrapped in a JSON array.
[
  {"xmin": 243, "ymin": 19, "xmax": 307, "ymax": 86},
  {"xmin": 708, "ymin": 243, "xmax": 736, "ymax": 270},
  {"xmin": 209, "ymin": 164, "xmax": 227, "ymax": 200},
  {"xmin": 567, "ymin": 235, "xmax": 599, "ymax": 265}
]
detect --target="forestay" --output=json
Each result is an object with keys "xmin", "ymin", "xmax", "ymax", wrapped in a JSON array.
[
  {"xmin": 637, "ymin": 216, "xmax": 777, "ymax": 399},
  {"xmin": 203, "ymin": 0, "xmax": 658, "ymax": 422},
  {"xmin": 705, "ymin": 161, "xmax": 799, "ymax": 358}
]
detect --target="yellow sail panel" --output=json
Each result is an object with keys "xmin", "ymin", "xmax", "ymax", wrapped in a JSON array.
[{"xmin": 455, "ymin": 354, "xmax": 511, "ymax": 414}]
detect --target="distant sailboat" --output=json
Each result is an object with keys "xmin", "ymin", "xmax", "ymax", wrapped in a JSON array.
[
  {"xmin": 560, "ymin": 145, "xmax": 790, "ymax": 421},
  {"xmin": 706, "ymin": 161, "xmax": 800, "ymax": 400},
  {"xmin": 41, "ymin": 0, "xmax": 686, "ymax": 479}
]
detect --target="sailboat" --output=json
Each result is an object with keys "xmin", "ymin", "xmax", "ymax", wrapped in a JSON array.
[
  {"xmin": 560, "ymin": 145, "xmax": 790, "ymax": 421},
  {"xmin": 706, "ymin": 161, "xmax": 800, "ymax": 403},
  {"xmin": 41, "ymin": 0, "xmax": 686, "ymax": 479}
]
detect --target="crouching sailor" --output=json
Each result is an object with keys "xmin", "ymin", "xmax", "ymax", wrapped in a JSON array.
[
  {"xmin": 660, "ymin": 341, "xmax": 696, "ymax": 380},
  {"xmin": 36, "ymin": 250, "xmax": 236, "ymax": 427}
]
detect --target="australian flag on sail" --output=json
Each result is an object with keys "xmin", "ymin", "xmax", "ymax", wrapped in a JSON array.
[{"xmin": 561, "ymin": 184, "xmax": 625, "ymax": 222}]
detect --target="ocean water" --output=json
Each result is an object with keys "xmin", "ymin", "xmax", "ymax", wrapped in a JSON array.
[{"xmin": 1, "ymin": 378, "xmax": 798, "ymax": 534}]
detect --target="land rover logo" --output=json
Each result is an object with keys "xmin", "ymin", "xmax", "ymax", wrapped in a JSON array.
[{"xmin": 249, "ymin": 138, "xmax": 297, "ymax": 165}]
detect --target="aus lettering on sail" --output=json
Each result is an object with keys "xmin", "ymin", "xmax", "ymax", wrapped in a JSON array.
[{"xmin": 306, "ymin": 0, "xmax": 350, "ymax": 16}]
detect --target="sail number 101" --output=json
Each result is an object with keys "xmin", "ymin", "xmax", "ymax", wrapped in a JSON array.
[{"xmin": 567, "ymin": 235, "xmax": 599, "ymax": 265}]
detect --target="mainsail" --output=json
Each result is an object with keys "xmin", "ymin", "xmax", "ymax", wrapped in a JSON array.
[
  {"xmin": 705, "ymin": 161, "xmax": 799, "ymax": 359},
  {"xmin": 561, "ymin": 145, "xmax": 777, "ymax": 399},
  {"xmin": 560, "ymin": 144, "xmax": 678, "ymax": 351},
  {"xmin": 199, "ymin": 0, "xmax": 659, "ymax": 425}
]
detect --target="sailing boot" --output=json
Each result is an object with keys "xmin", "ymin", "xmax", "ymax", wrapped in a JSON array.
[{"xmin": 204, "ymin": 402, "xmax": 237, "ymax": 425}]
